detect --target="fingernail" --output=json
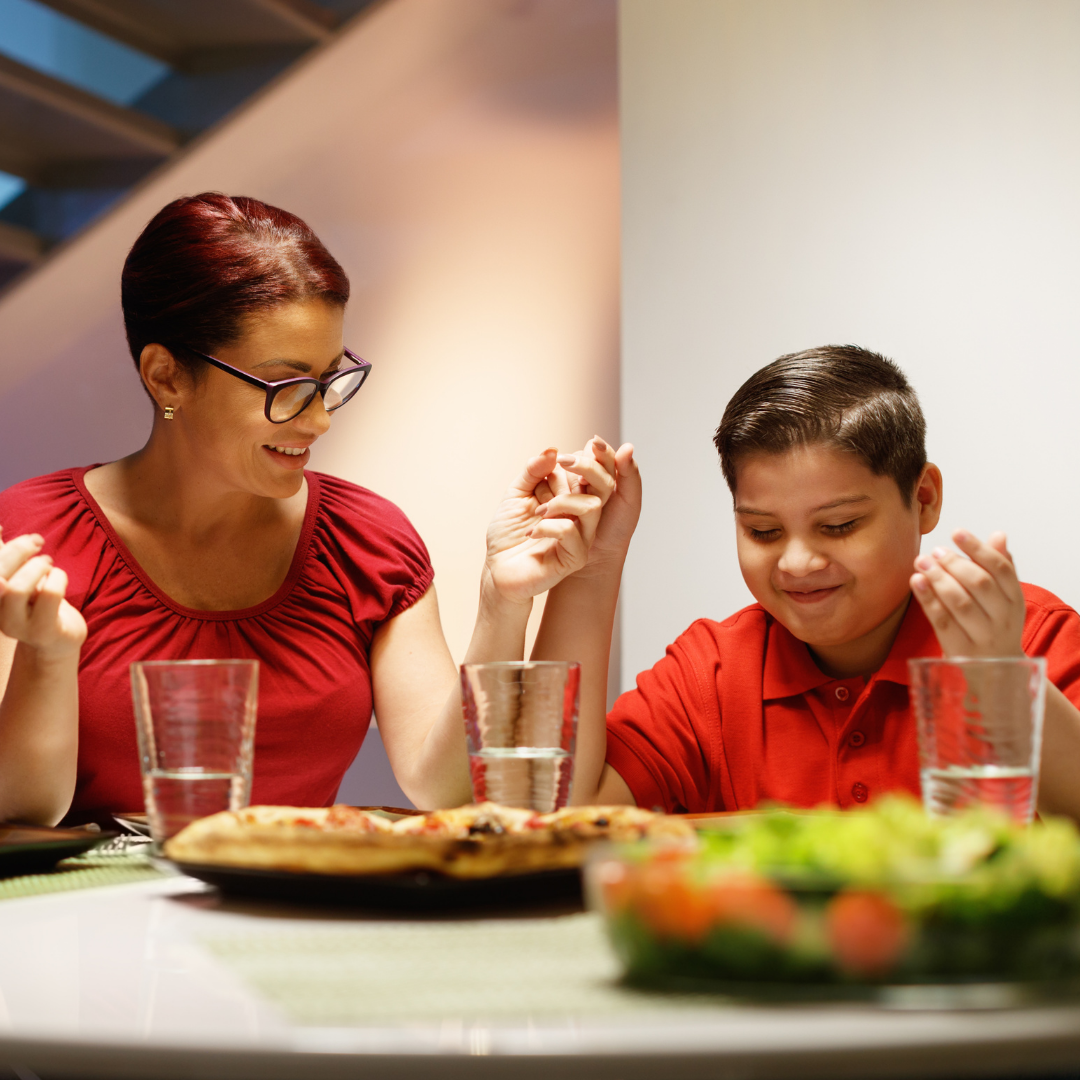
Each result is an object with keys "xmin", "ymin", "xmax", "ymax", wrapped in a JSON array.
[
  {"xmin": 954, "ymin": 529, "xmax": 972, "ymax": 542},
  {"xmin": 556, "ymin": 454, "xmax": 576, "ymax": 467},
  {"xmin": 912, "ymin": 575, "xmax": 929, "ymax": 592},
  {"xmin": 933, "ymin": 547, "xmax": 949, "ymax": 560},
  {"xmin": 915, "ymin": 555, "xmax": 933, "ymax": 571},
  {"xmin": 541, "ymin": 447, "xmax": 557, "ymax": 456},
  {"xmin": 31, "ymin": 534, "xmax": 44, "ymax": 546}
]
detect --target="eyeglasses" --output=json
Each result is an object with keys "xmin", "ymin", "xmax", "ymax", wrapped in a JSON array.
[{"xmin": 177, "ymin": 346, "xmax": 372, "ymax": 424}]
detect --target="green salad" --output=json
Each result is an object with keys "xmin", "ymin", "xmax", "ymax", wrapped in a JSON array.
[{"xmin": 592, "ymin": 797, "xmax": 1080, "ymax": 987}]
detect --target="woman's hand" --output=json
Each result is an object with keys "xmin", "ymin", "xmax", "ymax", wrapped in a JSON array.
[
  {"xmin": 910, "ymin": 529, "xmax": 1025, "ymax": 658},
  {"xmin": 556, "ymin": 437, "xmax": 641, "ymax": 577},
  {"xmin": 0, "ymin": 528, "xmax": 86, "ymax": 661},
  {"xmin": 483, "ymin": 448, "xmax": 607, "ymax": 605}
]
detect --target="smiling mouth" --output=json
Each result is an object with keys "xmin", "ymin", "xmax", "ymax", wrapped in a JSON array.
[
  {"xmin": 784, "ymin": 586, "xmax": 842, "ymax": 604},
  {"xmin": 265, "ymin": 444, "xmax": 308, "ymax": 457}
]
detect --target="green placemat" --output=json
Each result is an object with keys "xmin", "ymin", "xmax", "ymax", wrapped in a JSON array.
[
  {"xmin": 0, "ymin": 836, "xmax": 166, "ymax": 901},
  {"xmin": 204, "ymin": 912, "xmax": 711, "ymax": 1025}
]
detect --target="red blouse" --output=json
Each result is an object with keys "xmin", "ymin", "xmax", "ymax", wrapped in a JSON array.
[{"xmin": 0, "ymin": 467, "xmax": 434, "ymax": 816}]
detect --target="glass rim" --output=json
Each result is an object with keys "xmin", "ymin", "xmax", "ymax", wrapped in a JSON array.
[
  {"xmin": 907, "ymin": 656, "xmax": 1046, "ymax": 669},
  {"xmin": 130, "ymin": 659, "xmax": 259, "ymax": 670},
  {"xmin": 460, "ymin": 660, "xmax": 581, "ymax": 671}
]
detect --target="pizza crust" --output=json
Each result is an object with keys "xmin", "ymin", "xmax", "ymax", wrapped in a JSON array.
[{"xmin": 164, "ymin": 801, "xmax": 694, "ymax": 878}]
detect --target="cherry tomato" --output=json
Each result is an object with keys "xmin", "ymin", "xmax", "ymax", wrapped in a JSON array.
[
  {"xmin": 709, "ymin": 872, "xmax": 798, "ymax": 944},
  {"xmin": 826, "ymin": 890, "xmax": 909, "ymax": 977}
]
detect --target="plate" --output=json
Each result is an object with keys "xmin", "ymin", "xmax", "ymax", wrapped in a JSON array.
[
  {"xmin": 170, "ymin": 860, "xmax": 583, "ymax": 911},
  {"xmin": 0, "ymin": 825, "xmax": 116, "ymax": 877}
]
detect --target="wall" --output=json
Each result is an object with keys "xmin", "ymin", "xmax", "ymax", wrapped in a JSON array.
[
  {"xmin": 620, "ymin": 0, "xmax": 1080, "ymax": 685},
  {"xmin": 0, "ymin": 0, "xmax": 619, "ymax": 805}
]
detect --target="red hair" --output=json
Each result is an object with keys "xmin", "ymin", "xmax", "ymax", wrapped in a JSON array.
[{"xmin": 121, "ymin": 193, "xmax": 350, "ymax": 372}]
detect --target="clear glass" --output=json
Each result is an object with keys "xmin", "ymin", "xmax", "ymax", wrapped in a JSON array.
[
  {"xmin": 460, "ymin": 660, "xmax": 580, "ymax": 812},
  {"xmin": 131, "ymin": 660, "xmax": 259, "ymax": 844},
  {"xmin": 908, "ymin": 657, "xmax": 1046, "ymax": 824}
]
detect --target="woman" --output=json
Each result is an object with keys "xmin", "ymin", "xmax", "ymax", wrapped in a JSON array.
[{"xmin": 0, "ymin": 193, "xmax": 636, "ymax": 825}]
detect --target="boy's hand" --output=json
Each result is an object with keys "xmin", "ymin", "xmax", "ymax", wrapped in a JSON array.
[{"xmin": 910, "ymin": 530, "xmax": 1025, "ymax": 658}]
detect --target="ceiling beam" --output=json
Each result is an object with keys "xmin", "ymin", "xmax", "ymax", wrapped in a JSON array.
[
  {"xmin": 0, "ymin": 221, "xmax": 45, "ymax": 265},
  {"xmin": 0, "ymin": 53, "xmax": 180, "ymax": 179}
]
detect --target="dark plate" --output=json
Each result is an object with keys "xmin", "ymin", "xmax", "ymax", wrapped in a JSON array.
[
  {"xmin": 171, "ymin": 860, "xmax": 583, "ymax": 911},
  {"xmin": 0, "ymin": 825, "xmax": 116, "ymax": 878}
]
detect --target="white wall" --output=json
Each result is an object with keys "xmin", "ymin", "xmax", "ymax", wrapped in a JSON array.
[{"xmin": 620, "ymin": 0, "xmax": 1080, "ymax": 686}]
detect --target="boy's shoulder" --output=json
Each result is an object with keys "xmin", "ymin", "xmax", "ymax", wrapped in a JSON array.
[
  {"xmin": 669, "ymin": 603, "xmax": 773, "ymax": 660},
  {"xmin": 1020, "ymin": 581, "xmax": 1075, "ymax": 616}
]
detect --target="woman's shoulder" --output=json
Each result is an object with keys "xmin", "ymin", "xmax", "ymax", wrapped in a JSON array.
[
  {"xmin": 309, "ymin": 471, "xmax": 432, "ymax": 566},
  {"xmin": 0, "ymin": 467, "xmax": 87, "ymax": 536},
  {"xmin": 305, "ymin": 471, "xmax": 434, "ymax": 619}
]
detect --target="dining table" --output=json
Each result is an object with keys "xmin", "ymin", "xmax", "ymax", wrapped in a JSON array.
[{"xmin": 3, "ymin": 835, "xmax": 1080, "ymax": 1080}]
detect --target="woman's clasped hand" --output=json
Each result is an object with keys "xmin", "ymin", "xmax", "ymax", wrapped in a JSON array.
[{"xmin": 484, "ymin": 438, "xmax": 631, "ymax": 603}]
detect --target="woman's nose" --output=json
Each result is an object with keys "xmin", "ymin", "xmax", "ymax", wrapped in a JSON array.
[{"xmin": 299, "ymin": 393, "xmax": 333, "ymax": 436}]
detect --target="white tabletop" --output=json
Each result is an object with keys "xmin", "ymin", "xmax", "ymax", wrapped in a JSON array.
[{"xmin": 2, "ymin": 872, "xmax": 1080, "ymax": 1079}]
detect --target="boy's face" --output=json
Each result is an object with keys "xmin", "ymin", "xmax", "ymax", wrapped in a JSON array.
[{"xmin": 733, "ymin": 444, "xmax": 940, "ymax": 658}]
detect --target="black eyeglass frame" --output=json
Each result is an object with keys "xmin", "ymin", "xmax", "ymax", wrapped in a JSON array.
[{"xmin": 175, "ymin": 345, "xmax": 372, "ymax": 424}]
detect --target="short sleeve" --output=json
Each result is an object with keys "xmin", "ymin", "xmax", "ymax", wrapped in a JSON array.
[
  {"xmin": 606, "ymin": 622, "xmax": 719, "ymax": 814},
  {"xmin": 1021, "ymin": 589, "xmax": 1080, "ymax": 710}
]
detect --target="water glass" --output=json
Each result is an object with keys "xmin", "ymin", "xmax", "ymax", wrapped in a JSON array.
[
  {"xmin": 131, "ymin": 660, "xmax": 259, "ymax": 844},
  {"xmin": 909, "ymin": 657, "xmax": 1046, "ymax": 824},
  {"xmin": 461, "ymin": 660, "xmax": 580, "ymax": 812}
]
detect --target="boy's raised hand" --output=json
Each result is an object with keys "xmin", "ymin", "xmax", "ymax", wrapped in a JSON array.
[{"xmin": 910, "ymin": 530, "xmax": 1026, "ymax": 658}]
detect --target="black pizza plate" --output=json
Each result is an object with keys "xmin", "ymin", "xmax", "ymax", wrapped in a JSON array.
[
  {"xmin": 0, "ymin": 824, "xmax": 116, "ymax": 878},
  {"xmin": 169, "ymin": 860, "xmax": 583, "ymax": 911}
]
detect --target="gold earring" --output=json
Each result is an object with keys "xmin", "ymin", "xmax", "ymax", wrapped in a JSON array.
[{"xmin": 163, "ymin": 406, "xmax": 175, "ymax": 420}]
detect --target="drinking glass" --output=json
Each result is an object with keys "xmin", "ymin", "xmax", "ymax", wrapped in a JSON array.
[
  {"xmin": 131, "ymin": 660, "xmax": 259, "ymax": 844},
  {"xmin": 461, "ymin": 661, "xmax": 580, "ymax": 812},
  {"xmin": 908, "ymin": 657, "xmax": 1046, "ymax": 824}
]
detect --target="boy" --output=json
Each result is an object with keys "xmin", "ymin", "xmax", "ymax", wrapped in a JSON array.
[{"xmin": 591, "ymin": 345, "xmax": 1080, "ymax": 820}]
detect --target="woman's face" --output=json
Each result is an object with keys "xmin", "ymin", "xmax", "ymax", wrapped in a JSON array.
[{"xmin": 163, "ymin": 299, "xmax": 346, "ymax": 500}]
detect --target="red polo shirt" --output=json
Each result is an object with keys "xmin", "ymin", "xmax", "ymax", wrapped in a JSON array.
[{"xmin": 606, "ymin": 584, "xmax": 1080, "ymax": 813}]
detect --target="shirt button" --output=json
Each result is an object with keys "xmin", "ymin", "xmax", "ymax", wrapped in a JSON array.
[
  {"xmin": 849, "ymin": 731, "xmax": 866, "ymax": 748},
  {"xmin": 852, "ymin": 782, "xmax": 868, "ymax": 803},
  {"xmin": 835, "ymin": 686, "xmax": 850, "ymax": 702}
]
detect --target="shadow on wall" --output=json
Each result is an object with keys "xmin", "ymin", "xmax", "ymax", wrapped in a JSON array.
[{"xmin": 0, "ymin": 311, "xmax": 148, "ymax": 489}]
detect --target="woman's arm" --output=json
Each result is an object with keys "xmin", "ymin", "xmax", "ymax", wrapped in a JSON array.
[
  {"xmin": 531, "ymin": 439, "xmax": 641, "ymax": 806},
  {"xmin": 370, "ymin": 449, "xmax": 606, "ymax": 810},
  {"xmin": 0, "ymin": 529, "xmax": 86, "ymax": 824}
]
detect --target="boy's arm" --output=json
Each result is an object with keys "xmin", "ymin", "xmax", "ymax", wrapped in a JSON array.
[
  {"xmin": 530, "ymin": 439, "xmax": 640, "ymax": 806},
  {"xmin": 910, "ymin": 529, "xmax": 1080, "ymax": 822}
]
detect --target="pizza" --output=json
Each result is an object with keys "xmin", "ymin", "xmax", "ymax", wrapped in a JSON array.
[{"xmin": 163, "ymin": 801, "xmax": 695, "ymax": 879}]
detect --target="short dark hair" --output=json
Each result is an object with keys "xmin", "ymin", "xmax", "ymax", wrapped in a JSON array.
[
  {"xmin": 714, "ymin": 345, "xmax": 927, "ymax": 505},
  {"xmin": 121, "ymin": 193, "xmax": 350, "ymax": 377}
]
